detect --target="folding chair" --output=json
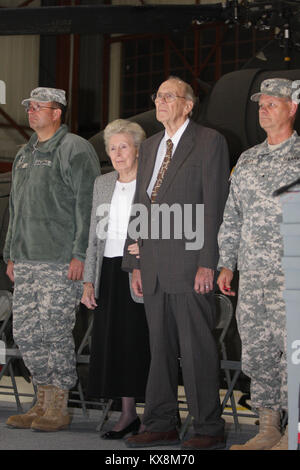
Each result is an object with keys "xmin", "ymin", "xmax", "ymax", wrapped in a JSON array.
[
  {"xmin": 69, "ymin": 309, "xmax": 115, "ymax": 429},
  {"xmin": 0, "ymin": 290, "xmax": 12, "ymax": 337},
  {"xmin": 86, "ymin": 293, "xmax": 243, "ymax": 436},
  {"xmin": 68, "ymin": 312, "xmax": 94, "ymax": 416},
  {"xmin": 214, "ymin": 293, "xmax": 241, "ymax": 430},
  {"xmin": 179, "ymin": 293, "xmax": 242, "ymax": 439},
  {"xmin": 0, "ymin": 290, "xmax": 35, "ymax": 411}
]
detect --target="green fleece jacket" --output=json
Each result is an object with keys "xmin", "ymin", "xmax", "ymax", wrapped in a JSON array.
[{"xmin": 3, "ymin": 124, "xmax": 100, "ymax": 264}]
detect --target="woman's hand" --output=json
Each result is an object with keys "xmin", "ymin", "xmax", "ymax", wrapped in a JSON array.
[
  {"xmin": 128, "ymin": 241, "xmax": 140, "ymax": 259},
  {"xmin": 81, "ymin": 282, "xmax": 98, "ymax": 310}
]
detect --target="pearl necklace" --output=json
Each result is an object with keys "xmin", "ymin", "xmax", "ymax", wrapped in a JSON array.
[{"xmin": 118, "ymin": 179, "xmax": 136, "ymax": 191}]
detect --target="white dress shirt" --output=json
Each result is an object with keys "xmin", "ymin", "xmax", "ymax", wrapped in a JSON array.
[{"xmin": 147, "ymin": 118, "xmax": 190, "ymax": 197}]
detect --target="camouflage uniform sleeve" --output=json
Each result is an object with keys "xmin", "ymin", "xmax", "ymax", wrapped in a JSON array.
[{"xmin": 217, "ymin": 163, "xmax": 243, "ymax": 272}]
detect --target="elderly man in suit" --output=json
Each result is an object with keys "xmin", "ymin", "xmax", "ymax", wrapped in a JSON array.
[{"xmin": 122, "ymin": 76, "xmax": 230, "ymax": 450}]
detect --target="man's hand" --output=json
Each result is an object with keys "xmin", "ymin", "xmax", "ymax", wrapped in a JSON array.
[
  {"xmin": 6, "ymin": 260, "xmax": 14, "ymax": 283},
  {"xmin": 132, "ymin": 268, "xmax": 143, "ymax": 297},
  {"xmin": 217, "ymin": 267, "xmax": 235, "ymax": 296},
  {"xmin": 68, "ymin": 258, "xmax": 84, "ymax": 281},
  {"xmin": 194, "ymin": 267, "xmax": 214, "ymax": 294}
]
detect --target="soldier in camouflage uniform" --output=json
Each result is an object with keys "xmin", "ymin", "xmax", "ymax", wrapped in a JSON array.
[
  {"xmin": 217, "ymin": 78, "xmax": 300, "ymax": 450},
  {"xmin": 3, "ymin": 87, "xmax": 100, "ymax": 431}
]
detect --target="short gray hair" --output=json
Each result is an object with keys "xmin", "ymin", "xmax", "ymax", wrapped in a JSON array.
[
  {"xmin": 167, "ymin": 75, "xmax": 196, "ymax": 105},
  {"xmin": 104, "ymin": 119, "xmax": 146, "ymax": 154}
]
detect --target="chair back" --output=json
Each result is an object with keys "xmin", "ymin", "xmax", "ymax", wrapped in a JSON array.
[{"xmin": 214, "ymin": 293, "xmax": 234, "ymax": 361}]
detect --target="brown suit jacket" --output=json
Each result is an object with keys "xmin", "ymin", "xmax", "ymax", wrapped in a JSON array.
[{"xmin": 123, "ymin": 119, "xmax": 229, "ymax": 295}]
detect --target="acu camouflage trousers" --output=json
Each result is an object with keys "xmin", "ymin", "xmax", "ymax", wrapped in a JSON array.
[
  {"xmin": 12, "ymin": 262, "xmax": 82, "ymax": 390},
  {"xmin": 237, "ymin": 269, "xmax": 287, "ymax": 412}
]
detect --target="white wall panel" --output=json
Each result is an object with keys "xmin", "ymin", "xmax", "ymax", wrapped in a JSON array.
[{"xmin": 0, "ymin": 0, "xmax": 40, "ymax": 160}]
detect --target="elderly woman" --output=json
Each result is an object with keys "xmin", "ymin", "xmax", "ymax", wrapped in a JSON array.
[{"xmin": 81, "ymin": 119, "xmax": 150, "ymax": 439}]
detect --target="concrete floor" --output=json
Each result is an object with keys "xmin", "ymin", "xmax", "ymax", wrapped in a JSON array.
[
  {"xmin": 0, "ymin": 376, "xmax": 259, "ymax": 452},
  {"xmin": 0, "ymin": 402, "xmax": 258, "ymax": 451}
]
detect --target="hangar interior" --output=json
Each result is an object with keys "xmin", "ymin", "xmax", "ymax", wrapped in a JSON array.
[
  {"xmin": 1, "ymin": 0, "xmax": 300, "ymax": 168},
  {"xmin": 0, "ymin": 0, "xmax": 299, "ymax": 451}
]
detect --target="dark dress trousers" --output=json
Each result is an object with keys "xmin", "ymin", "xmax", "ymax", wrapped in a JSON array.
[{"xmin": 123, "ymin": 119, "xmax": 229, "ymax": 436}]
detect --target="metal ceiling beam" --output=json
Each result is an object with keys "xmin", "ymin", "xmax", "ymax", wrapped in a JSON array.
[{"xmin": 0, "ymin": 4, "xmax": 226, "ymax": 36}]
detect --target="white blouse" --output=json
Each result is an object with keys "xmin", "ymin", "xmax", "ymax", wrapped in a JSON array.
[{"xmin": 102, "ymin": 179, "xmax": 136, "ymax": 257}]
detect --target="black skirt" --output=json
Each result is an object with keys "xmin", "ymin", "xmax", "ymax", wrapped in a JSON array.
[{"xmin": 87, "ymin": 256, "xmax": 150, "ymax": 399}]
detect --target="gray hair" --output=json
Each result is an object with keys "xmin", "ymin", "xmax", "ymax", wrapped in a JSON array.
[
  {"xmin": 104, "ymin": 119, "xmax": 146, "ymax": 154},
  {"xmin": 167, "ymin": 75, "xmax": 196, "ymax": 105}
]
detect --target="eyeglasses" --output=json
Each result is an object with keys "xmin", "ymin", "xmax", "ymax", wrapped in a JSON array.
[
  {"xmin": 151, "ymin": 92, "xmax": 187, "ymax": 103},
  {"xmin": 25, "ymin": 104, "xmax": 58, "ymax": 113},
  {"xmin": 258, "ymin": 102, "xmax": 277, "ymax": 110}
]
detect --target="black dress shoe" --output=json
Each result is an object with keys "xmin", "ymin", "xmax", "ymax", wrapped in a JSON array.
[{"xmin": 101, "ymin": 417, "xmax": 141, "ymax": 440}]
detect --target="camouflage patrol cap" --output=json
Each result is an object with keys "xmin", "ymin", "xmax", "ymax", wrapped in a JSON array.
[
  {"xmin": 21, "ymin": 87, "xmax": 67, "ymax": 107},
  {"xmin": 251, "ymin": 78, "xmax": 294, "ymax": 102}
]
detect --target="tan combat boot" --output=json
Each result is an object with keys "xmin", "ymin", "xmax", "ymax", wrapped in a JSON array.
[
  {"xmin": 230, "ymin": 408, "xmax": 282, "ymax": 450},
  {"xmin": 6, "ymin": 385, "xmax": 54, "ymax": 429},
  {"xmin": 271, "ymin": 425, "xmax": 288, "ymax": 450},
  {"xmin": 31, "ymin": 386, "xmax": 71, "ymax": 432}
]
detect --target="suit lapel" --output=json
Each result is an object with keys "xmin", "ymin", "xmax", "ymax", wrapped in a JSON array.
[
  {"xmin": 155, "ymin": 121, "xmax": 195, "ymax": 202},
  {"xmin": 140, "ymin": 132, "xmax": 164, "ymax": 201}
]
